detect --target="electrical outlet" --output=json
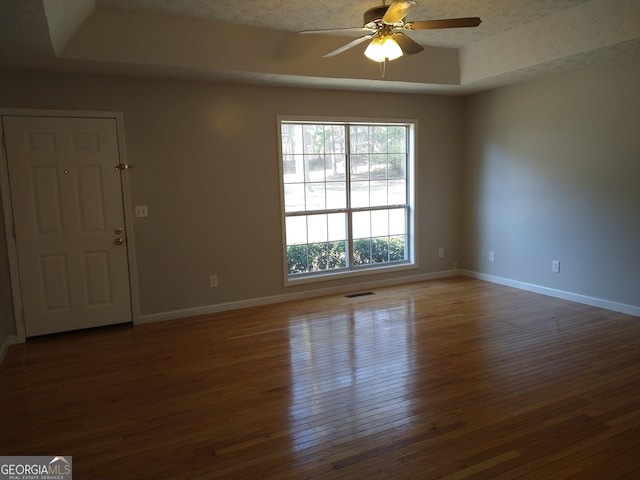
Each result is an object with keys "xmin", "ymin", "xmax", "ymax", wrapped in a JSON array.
[
  {"xmin": 209, "ymin": 274, "xmax": 218, "ymax": 288},
  {"xmin": 552, "ymin": 260, "xmax": 560, "ymax": 273},
  {"xmin": 489, "ymin": 251, "xmax": 495, "ymax": 262},
  {"xmin": 438, "ymin": 247, "xmax": 444, "ymax": 258}
]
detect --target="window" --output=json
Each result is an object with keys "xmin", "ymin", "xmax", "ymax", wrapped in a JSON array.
[{"xmin": 278, "ymin": 118, "xmax": 416, "ymax": 283}]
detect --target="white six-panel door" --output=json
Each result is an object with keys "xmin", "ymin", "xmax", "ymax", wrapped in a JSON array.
[{"xmin": 3, "ymin": 116, "xmax": 132, "ymax": 336}]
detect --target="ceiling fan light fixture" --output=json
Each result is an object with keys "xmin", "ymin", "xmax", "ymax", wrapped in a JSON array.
[
  {"xmin": 364, "ymin": 35, "xmax": 403, "ymax": 62},
  {"xmin": 301, "ymin": 0, "xmax": 481, "ymax": 61}
]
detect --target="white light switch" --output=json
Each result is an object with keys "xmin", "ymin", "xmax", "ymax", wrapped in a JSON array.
[{"xmin": 135, "ymin": 205, "xmax": 148, "ymax": 217}]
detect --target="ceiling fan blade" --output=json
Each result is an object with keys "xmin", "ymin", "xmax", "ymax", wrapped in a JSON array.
[
  {"xmin": 393, "ymin": 32, "xmax": 424, "ymax": 55},
  {"xmin": 300, "ymin": 27, "xmax": 371, "ymax": 35},
  {"xmin": 404, "ymin": 17, "xmax": 482, "ymax": 30},
  {"xmin": 382, "ymin": 0, "xmax": 416, "ymax": 24},
  {"xmin": 322, "ymin": 35, "xmax": 374, "ymax": 57}
]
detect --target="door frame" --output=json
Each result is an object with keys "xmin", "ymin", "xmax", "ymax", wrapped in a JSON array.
[{"xmin": 0, "ymin": 109, "xmax": 140, "ymax": 342}]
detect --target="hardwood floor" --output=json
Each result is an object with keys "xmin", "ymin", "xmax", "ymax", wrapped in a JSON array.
[{"xmin": 1, "ymin": 277, "xmax": 639, "ymax": 479}]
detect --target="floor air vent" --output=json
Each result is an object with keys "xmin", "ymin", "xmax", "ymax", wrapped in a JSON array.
[{"xmin": 345, "ymin": 291, "xmax": 375, "ymax": 298}]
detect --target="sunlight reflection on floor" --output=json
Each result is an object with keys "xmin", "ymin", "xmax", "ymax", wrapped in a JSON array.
[{"xmin": 287, "ymin": 299, "xmax": 416, "ymax": 454}]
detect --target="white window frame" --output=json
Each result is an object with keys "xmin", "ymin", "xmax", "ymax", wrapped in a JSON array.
[{"xmin": 277, "ymin": 116, "xmax": 418, "ymax": 286}]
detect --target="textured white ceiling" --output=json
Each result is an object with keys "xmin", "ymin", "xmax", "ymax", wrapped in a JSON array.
[
  {"xmin": 1, "ymin": 0, "xmax": 639, "ymax": 94},
  {"xmin": 97, "ymin": 0, "xmax": 590, "ymax": 48}
]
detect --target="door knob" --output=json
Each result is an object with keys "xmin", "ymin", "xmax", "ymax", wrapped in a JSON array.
[
  {"xmin": 115, "ymin": 237, "xmax": 125, "ymax": 246},
  {"xmin": 114, "ymin": 227, "xmax": 123, "ymax": 234}
]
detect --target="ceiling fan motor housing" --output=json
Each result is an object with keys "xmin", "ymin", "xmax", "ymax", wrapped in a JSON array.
[{"xmin": 363, "ymin": 6, "xmax": 389, "ymax": 26}]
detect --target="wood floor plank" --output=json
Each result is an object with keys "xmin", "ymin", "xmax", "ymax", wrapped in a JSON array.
[{"xmin": 1, "ymin": 277, "xmax": 639, "ymax": 479}]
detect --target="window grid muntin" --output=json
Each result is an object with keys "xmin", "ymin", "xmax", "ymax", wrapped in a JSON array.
[{"xmin": 281, "ymin": 120, "xmax": 412, "ymax": 278}]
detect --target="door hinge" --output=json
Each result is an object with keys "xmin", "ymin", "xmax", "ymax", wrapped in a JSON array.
[
  {"xmin": 1, "ymin": 133, "xmax": 5, "ymax": 150},
  {"xmin": 12, "ymin": 223, "xmax": 16, "ymax": 238}
]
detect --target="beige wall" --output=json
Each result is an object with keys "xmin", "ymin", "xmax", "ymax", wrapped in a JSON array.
[
  {"xmin": 2, "ymin": 52, "xmax": 638, "ymax": 332},
  {"xmin": 462, "ymin": 53, "xmax": 640, "ymax": 308},
  {"xmin": 0, "ymin": 196, "xmax": 16, "ymax": 344},
  {"xmin": 0, "ymin": 70, "xmax": 464, "ymax": 318}
]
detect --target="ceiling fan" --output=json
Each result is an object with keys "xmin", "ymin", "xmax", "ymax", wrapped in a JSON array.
[{"xmin": 300, "ymin": 0, "xmax": 481, "ymax": 63}]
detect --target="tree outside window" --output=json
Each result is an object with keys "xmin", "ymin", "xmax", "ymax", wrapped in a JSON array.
[{"xmin": 279, "ymin": 119, "xmax": 415, "ymax": 281}]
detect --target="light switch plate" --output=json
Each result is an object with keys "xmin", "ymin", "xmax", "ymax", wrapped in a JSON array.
[{"xmin": 135, "ymin": 205, "xmax": 148, "ymax": 217}]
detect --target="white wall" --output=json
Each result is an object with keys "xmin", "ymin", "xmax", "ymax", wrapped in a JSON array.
[{"xmin": 462, "ymin": 53, "xmax": 640, "ymax": 310}]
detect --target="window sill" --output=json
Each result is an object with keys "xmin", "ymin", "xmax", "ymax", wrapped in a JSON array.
[{"xmin": 285, "ymin": 262, "xmax": 418, "ymax": 287}]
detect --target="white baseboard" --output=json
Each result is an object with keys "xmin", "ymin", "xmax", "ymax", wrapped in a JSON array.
[
  {"xmin": 0, "ymin": 335, "xmax": 18, "ymax": 366},
  {"xmin": 462, "ymin": 270, "xmax": 640, "ymax": 317},
  {"xmin": 137, "ymin": 269, "xmax": 461, "ymax": 325}
]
